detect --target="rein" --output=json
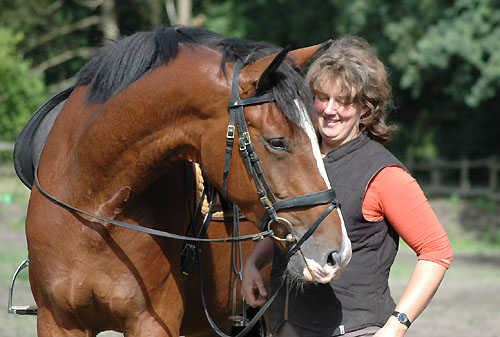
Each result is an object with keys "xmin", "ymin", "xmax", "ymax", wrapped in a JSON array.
[
  {"xmin": 183, "ymin": 180, "xmax": 287, "ymax": 337},
  {"xmin": 33, "ymin": 165, "xmax": 273, "ymax": 243}
]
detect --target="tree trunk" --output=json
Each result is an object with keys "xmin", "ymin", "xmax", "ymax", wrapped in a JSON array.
[
  {"xmin": 165, "ymin": 0, "xmax": 192, "ymax": 25},
  {"xmin": 100, "ymin": 0, "xmax": 119, "ymax": 43},
  {"xmin": 177, "ymin": 0, "xmax": 192, "ymax": 26}
]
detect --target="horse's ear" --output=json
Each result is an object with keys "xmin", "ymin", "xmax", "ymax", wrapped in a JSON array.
[
  {"xmin": 255, "ymin": 45, "xmax": 292, "ymax": 92},
  {"xmin": 239, "ymin": 40, "xmax": 333, "ymax": 95},
  {"xmin": 286, "ymin": 39, "xmax": 333, "ymax": 71}
]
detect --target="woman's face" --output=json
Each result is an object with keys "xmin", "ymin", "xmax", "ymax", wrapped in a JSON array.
[{"xmin": 314, "ymin": 80, "xmax": 368, "ymax": 152}]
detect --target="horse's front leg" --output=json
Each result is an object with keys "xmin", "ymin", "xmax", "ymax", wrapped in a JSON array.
[
  {"xmin": 121, "ymin": 282, "xmax": 185, "ymax": 337},
  {"xmin": 36, "ymin": 305, "xmax": 95, "ymax": 337}
]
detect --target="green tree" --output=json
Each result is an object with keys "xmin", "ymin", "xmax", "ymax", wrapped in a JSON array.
[
  {"xmin": 385, "ymin": 0, "xmax": 500, "ymax": 159},
  {"xmin": 0, "ymin": 28, "xmax": 46, "ymax": 141}
]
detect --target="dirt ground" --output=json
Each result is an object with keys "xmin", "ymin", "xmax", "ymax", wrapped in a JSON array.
[{"xmin": 1, "ymin": 198, "xmax": 500, "ymax": 337}]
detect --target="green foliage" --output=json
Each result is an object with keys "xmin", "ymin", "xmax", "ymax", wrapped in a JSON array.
[
  {"xmin": 383, "ymin": 0, "xmax": 500, "ymax": 159},
  {"xmin": 0, "ymin": 28, "xmax": 46, "ymax": 141},
  {"xmin": 394, "ymin": 0, "xmax": 500, "ymax": 108}
]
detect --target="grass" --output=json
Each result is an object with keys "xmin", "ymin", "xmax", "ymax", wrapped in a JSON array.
[
  {"xmin": 0, "ymin": 174, "xmax": 30, "ymax": 232},
  {"xmin": 0, "ymin": 242, "xmax": 29, "ymax": 286},
  {"xmin": 0, "ymin": 175, "xmax": 30, "ymax": 288},
  {"xmin": 390, "ymin": 238, "xmax": 500, "ymax": 280},
  {"xmin": 0, "ymin": 175, "xmax": 30, "ymax": 204},
  {"xmin": 0, "ymin": 175, "xmax": 35, "ymax": 337}
]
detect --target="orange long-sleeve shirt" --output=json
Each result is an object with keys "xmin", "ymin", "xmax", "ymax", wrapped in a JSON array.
[{"xmin": 362, "ymin": 166, "xmax": 453, "ymax": 268}]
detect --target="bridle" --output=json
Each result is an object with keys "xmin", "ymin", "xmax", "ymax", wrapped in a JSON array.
[{"xmin": 222, "ymin": 60, "xmax": 339, "ymax": 256}]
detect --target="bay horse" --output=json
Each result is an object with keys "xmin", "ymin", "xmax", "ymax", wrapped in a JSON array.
[{"xmin": 20, "ymin": 26, "xmax": 351, "ymax": 336}]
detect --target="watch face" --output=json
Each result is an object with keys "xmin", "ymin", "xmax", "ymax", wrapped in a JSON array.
[
  {"xmin": 398, "ymin": 313, "xmax": 408, "ymax": 322},
  {"xmin": 393, "ymin": 311, "xmax": 411, "ymax": 327}
]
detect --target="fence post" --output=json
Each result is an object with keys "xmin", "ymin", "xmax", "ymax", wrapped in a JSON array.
[
  {"xmin": 429, "ymin": 157, "xmax": 440, "ymax": 192},
  {"xmin": 489, "ymin": 156, "xmax": 497, "ymax": 191},
  {"xmin": 460, "ymin": 158, "xmax": 470, "ymax": 192}
]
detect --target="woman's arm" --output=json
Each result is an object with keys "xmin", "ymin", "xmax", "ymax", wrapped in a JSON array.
[
  {"xmin": 375, "ymin": 260, "xmax": 447, "ymax": 336},
  {"xmin": 364, "ymin": 166, "xmax": 453, "ymax": 336},
  {"xmin": 241, "ymin": 237, "xmax": 274, "ymax": 307}
]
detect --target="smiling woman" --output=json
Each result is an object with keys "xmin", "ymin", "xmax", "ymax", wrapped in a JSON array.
[
  {"xmin": 312, "ymin": 81, "xmax": 368, "ymax": 152},
  {"xmin": 242, "ymin": 35, "xmax": 453, "ymax": 337}
]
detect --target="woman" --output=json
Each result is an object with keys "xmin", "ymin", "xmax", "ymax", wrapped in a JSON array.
[{"xmin": 241, "ymin": 36, "xmax": 453, "ymax": 337}]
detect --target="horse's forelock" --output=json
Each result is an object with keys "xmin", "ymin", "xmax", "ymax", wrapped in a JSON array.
[{"xmin": 272, "ymin": 62, "xmax": 316, "ymax": 131}]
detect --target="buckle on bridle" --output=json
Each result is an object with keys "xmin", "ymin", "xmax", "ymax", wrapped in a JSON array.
[
  {"xmin": 226, "ymin": 125, "xmax": 235, "ymax": 139},
  {"xmin": 260, "ymin": 196, "xmax": 273, "ymax": 210},
  {"xmin": 242, "ymin": 132, "xmax": 251, "ymax": 145}
]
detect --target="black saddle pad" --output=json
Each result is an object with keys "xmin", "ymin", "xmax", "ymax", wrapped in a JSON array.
[{"xmin": 13, "ymin": 87, "xmax": 74, "ymax": 189}]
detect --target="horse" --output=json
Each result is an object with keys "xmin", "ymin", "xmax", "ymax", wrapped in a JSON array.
[{"xmin": 18, "ymin": 25, "xmax": 351, "ymax": 337}]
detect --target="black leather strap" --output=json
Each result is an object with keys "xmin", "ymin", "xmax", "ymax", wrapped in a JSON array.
[
  {"xmin": 286, "ymin": 202, "xmax": 337, "ymax": 259},
  {"xmin": 229, "ymin": 93, "xmax": 275, "ymax": 107},
  {"xmin": 274, "ymin": 189, "xmax": 337, "ymax": 210},
  {"xmin": 197, "ymin": 235, "xmax": 286, "ymax": 337},
  {"xmin": 258, "ymin": 189, "xmax": 339, "ymax": 230},
  {"xmin": 34, "ymin": 164, "xmax": 273, "ymax": 243},
  {"xmin": 221, "ymin": 108, "xmax": 236, "ymax": 199}
]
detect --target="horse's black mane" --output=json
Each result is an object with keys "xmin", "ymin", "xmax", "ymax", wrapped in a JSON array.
[{"xmin": 75, "ymin": 25, "xmax": 314, "ymax": 124}]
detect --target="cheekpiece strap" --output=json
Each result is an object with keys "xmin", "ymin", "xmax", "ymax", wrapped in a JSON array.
[
  {"xmin": 273, "ymin": 188, "xmax": 338, "ymax": 211},
  {"xmin": 229, "ymin": 93, "xmax": 276, "ymax": 108}
]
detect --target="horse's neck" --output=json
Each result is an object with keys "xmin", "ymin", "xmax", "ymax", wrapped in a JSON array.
[{"xmin": 66, "ymin": 53, "xmax": 228, "ymax": 206}]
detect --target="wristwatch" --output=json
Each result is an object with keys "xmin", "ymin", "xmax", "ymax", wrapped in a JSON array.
[{"xmin": 392, "ymin": 311, "xmax": 412, "ymax": 328}]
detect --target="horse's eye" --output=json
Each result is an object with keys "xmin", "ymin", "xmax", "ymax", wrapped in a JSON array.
[{"xmin": 265, "ymin": 138, "xmax": 288, "ymax": 152}]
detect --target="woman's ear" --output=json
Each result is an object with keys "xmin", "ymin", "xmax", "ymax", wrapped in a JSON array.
[{"xmin": 361, "ymin": 105, "xmax": 370, "ymax": 116}]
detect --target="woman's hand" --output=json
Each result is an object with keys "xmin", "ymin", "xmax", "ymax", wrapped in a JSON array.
[
  {"xmin": 241, "ymin": 237, "xmax": 273, "ymax": 307},
  {"xmin": 241, "ymin": 258, "xmax": 268, "ymax": 307}
]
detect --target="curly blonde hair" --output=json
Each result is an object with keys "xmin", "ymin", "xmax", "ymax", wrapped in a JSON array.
[{"xmin": 306, "ymin": 35, "xmax": 396, "ymax": 143}]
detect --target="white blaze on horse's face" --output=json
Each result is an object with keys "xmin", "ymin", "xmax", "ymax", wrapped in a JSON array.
[{"xmin": 294, "ymin": 99, "xmax": 352, "ymax": 282}]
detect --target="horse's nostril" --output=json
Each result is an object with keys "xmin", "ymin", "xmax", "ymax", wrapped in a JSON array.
[{"xmin": 327, "ymin": 252, "xmax": 337, "ymax": 267}]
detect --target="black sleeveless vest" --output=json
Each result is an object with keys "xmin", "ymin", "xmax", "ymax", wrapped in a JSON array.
[{"xmin": 269, "ymin": 134, "xmax": 404, "ymax": 337}]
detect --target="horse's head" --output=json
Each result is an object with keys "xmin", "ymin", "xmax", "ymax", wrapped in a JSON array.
[{"xmin": 205, "ymin": 43, "xmax": 352, "ymax": 284}]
